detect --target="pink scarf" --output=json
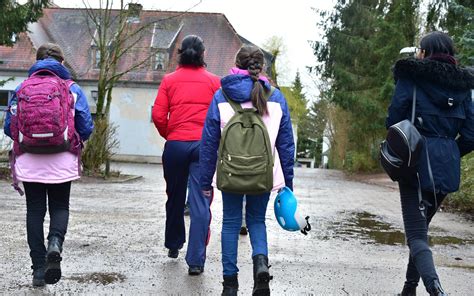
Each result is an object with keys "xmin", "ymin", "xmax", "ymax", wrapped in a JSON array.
[{"xmin": 229, "ymin": 67, "xmax": 269, "ymax": 82}]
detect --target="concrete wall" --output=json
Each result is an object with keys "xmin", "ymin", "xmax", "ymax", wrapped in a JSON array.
[{"xmin": 79, "ymin": 84, "xmax": 165, "ymax": 163}]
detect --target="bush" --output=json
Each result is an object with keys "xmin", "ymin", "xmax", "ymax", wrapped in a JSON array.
[
  {"xmin": 446, "ymin": 154, "xmax": 474, "ymax": 213},
  {"xmin": 344, "ymin": 150, "xmax": 379, "ymax": 173},
  {"xmin": 81, "ymin": 118, "xmax": 119, "ymax": 177}
]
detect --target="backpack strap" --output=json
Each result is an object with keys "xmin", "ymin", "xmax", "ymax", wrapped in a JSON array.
[
  {"xmin": 221, "ymin": 86, "xmax": 276, "ymax": 113},
  {"xmin": 66, "ymin": 79, "xmax": 75, "ymax": 88},
  {"xmin": 9, "ymin": 150, "xmax": 24, "ymax": 196}
]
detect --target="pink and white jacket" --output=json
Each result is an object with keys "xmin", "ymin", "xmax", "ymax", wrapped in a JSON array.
[{"xmin": 199, "ymin": 70, "xmax": 295, "ymax": 192}]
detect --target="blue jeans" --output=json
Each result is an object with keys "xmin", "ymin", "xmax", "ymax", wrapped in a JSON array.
[
  {"xmin": 399, "ymin": 181, "xmax": 446, "ymax": 292},
  {"xmin": 23, "ymin": 181, "xmax": 71, "ymax": 269},
  {"xmin": 162, "ymin": 140, "xmax": 212, "ymax": 267},
  {"xmin": 221, "ymin": 192, "xmax": 270, "ymax": 276}
]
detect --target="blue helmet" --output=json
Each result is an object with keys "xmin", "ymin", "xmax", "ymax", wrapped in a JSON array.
[{"xmin": 274, "ymin": 187, "xmax": 311, "ymax": 235}]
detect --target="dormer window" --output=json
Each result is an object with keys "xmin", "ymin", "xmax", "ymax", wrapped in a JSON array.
[
  {"xmin": 154, "ymin": 52, "xmax": 167, "ymax": 71},
  {"xmin": 94, "ymin": 49, "xmax": 101, "ymax": 68}
]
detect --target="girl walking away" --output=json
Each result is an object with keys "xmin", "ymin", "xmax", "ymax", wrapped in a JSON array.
[
  {"xmin": 200, "ymin": 46, "xmax": 295, "ymax": 295},
  {"xmin": 386, "ymin": 32, "xmax": 474, "ymax": 295},
  {"xmin": 4, "ymin": 43, "xmax": 93, "ymax": 287},
  {"xmin": 152, "ymin": 35, "xmax": 220, "ymax": 275}
]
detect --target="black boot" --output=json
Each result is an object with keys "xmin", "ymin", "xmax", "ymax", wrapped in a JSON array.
[
  {"xmin": 32, "ymin": 266, "xmax": 45, "ymax": 287},
  {"xmin": 221, "ymin": 275, "xmax": 238, "ymax": 296},
  {"xmin": 252, "ymin": 254, "xmax": 271, "ymax": 296},
  {"xmin": 398, "ymin": 284, "xmax": 416, "ymax": 296},
  {"xmin": 429, "ymin": 280, "xmax": 447, "ymax": 296},
  {"xmin": 44, "ymin": 236, "xmax": 62, "ymax": 285}
]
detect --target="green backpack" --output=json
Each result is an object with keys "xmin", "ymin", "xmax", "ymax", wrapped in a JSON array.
[{"xmin": 217, "ymin": 87, "xmax": 276, "ymax": 195}]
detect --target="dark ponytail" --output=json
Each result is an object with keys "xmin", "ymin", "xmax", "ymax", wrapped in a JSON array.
[
  {"xmin": 178, "ymin": 35, "xmax": 206, "ymax": 67},
  {"xmin": 235, "ymin": 46, "xmax": 267, "ymax": 115}
]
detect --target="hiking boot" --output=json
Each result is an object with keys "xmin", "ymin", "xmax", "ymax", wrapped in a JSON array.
[
  {"xmin": 252, "ymin": 254, "xmax": 271, "ymax": 296},
  {"xmin": 239, "ymin": 226, "xmax": 248, "ymax": 235},
  {"xmin": 222, "ymin": 274, "xmax": 238, "ymax": 296},
  {"xmin": 44, "ymin": 237, "xmax": 62, "ymax": 285},
  {"xmin": 32, "ymin": 267, "xmax": 45, "ymax": 287},
  {"xmin": 398, "ymin": 284, "xmax": 416, "ymax": 296},
  {"xmin": 188, "ymin": 265, "xmax": 204, "ymax": 275},
  {"xmin": 168, "ymin": 248, "xmax": 179, "ymax": 258},
  {"xmin": 429, "ymin": 280, "xmax": 447, "ymax": 296}
]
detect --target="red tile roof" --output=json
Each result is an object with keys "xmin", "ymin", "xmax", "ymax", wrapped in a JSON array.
[{"xmin": 0, "ymin": 7, "xmax": 268, "ymax": 83}]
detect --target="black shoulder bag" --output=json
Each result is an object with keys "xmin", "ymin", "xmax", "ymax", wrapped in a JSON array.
[
  {"xmin": 380, "ymin": 86, "xmax": 437, "ymax": 216},
  {"xmin": 380, "ymin": 86, "xmax": 423, "ymax": 181}
]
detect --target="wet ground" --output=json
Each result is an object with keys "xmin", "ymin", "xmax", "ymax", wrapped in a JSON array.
[{"xmin": 0, "ymin": 164, "xmax": 473, "ymax": 295}]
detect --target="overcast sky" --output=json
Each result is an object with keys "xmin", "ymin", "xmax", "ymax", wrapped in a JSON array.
[{"xmin": 52, "ymin": 0, "xmax": 335, "ymax": 100}]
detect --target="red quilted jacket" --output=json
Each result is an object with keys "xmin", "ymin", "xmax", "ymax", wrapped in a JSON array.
[{"xmin": 152, "ymin": 66, "xmax": 221, "ymax": 141}]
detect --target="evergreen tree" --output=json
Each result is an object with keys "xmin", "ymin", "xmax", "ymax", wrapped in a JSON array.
[
  {"xmin": 435, "ymin": 0, "xmax": 474, "ymax": 211},
  {"xmin": 443, "ymin": 0, "xmax": 474, "ymax": 65},
  {"xmin": 312, "ymin": 0, "xmax": 420, "ymax": 171},
  {"xmin": 0, "ymin": 0, "xmax": 50, "ymax": 46}
]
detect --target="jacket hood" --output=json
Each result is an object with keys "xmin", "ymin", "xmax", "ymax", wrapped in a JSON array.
[
  {"xmin": 28, "ymin": 58, "xmax": 72, "ymax": 80},
  {"xmin": 221, "ymin": 74, "xmax": 271, "ymax": 103},
  {"xmin": 394, "ymin": 58, "xmax": 474, "ymax": 109}
]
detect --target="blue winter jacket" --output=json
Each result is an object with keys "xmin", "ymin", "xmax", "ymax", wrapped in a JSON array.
[
  {"xmin": 4, "ymin": 58, "xmax": 94, "ymax": 141},
  {"xmin": 386, "ymin": 58, "xmax": 474, "ymax": 194},
  {"xmin": 199, "ymin": 75, "xmax": 295, "ymax": 192}
]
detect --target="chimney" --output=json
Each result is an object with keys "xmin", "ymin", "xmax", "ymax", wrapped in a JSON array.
[{"xmin": 127, "ymin": 3, "xmax": 143, "ymax": 22}]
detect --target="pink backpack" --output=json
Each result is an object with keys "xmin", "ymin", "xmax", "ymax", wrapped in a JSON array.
[
  {"xmin": 10, "ymin": 70, "xmax": 80, "ymax": 155},
  {"xmin": 9, "ymin": 70, "xmax": 82, "ymax": 195}
]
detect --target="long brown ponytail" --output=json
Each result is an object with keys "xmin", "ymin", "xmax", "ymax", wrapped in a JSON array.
[{"xmin": 235, "ymin": 46, "xmax": 268, "ymax": 115}]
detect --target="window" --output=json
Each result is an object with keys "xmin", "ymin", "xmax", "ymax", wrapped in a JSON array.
[
  {"xmin": 154, "ymin": 52, "xmax": 166, "ymax": 71},
  {"xmin": 0, "ymin": 90, "xmax": 14, "ymax": 112},
  {"xmin": 0, "ymin": 90, "xmax": 13, "ymax": 127},
  {"xmin": 91, "ymin": 90, "xmax": 98, "ymax": 103},
  {"xmin": 94, "ymin": 49, "xmax": 101, "ymax": 69}
]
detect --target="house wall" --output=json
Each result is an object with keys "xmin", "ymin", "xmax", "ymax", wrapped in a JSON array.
[
  {"xmin": 80, "ymin": 84, "xmax": 165, "ymax": 163},
  {"xmin": 0, "ymin": 76, "xmax": 165, "ymax": 163}
]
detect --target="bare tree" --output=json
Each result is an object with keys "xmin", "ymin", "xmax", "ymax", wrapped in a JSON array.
[
  {"xmin": 80, "ymin": 0, "xmax": 200, "ymax": 175},
  {"xmin": 262, "ymin": 36, "xmax": 290, "ymax": 86}
]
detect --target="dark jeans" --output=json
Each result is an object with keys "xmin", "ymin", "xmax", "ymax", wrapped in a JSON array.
[
  {"xmin": 399, "ymin": 181, "xmax": 446, "ymax": 292},
  {"xmin": 23, "ymin": 181, "xmax": 71, "ymax": 269},
  {"xmin": 162, "ymin": 140, "xmax": 212, "ymax": 267}
]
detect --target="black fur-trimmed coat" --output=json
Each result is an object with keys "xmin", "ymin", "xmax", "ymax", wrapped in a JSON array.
[{"xmin": 386, "ymin": 58, "xmax": 474, "ymax": 193}]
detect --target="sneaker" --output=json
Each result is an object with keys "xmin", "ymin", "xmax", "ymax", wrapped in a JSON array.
[
  {"xmin": 168, "ymin": 248, "xmax": 179, "ymax": 258},
  {"xmin": 239, "ymin": 226, "xmax": 248, "ymax": 235},
  {"xmin": 32, "ymin": 267, "xmax": 45, "ymax": 287},
  {"xmin": 44, "ymin": 237, "xmax": 62, "ymax": 285},
  {"xmin": 188, "ymin": 266, "xmax": 204, "ymax": 275}
]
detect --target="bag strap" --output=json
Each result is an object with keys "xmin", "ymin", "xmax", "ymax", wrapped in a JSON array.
[
  {"xmin": 222, "ymin": 90, "xmax": 243, "ymax": 112},
  {"xmin": 9, "ymin": 150, "xmax": 24, "ymax": 196},
  {"xmin": 411, "ymin": 86, "xmax": 417, "ymax": 124}
]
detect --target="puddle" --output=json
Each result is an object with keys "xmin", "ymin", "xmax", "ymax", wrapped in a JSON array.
[
  {"xmin": 327, "ymin": 211, "xmax": 474, "ymax": 246},
  {"xmin": 68, "ymin": 272, "xmax": 126, "ymax": 285}
]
